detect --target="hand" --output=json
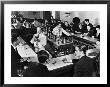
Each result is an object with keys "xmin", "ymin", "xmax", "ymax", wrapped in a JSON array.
[
  {"xmin": 70, "ymin": 33, "xmax": 74, "ymax": 35},
  {"xmin": 92, "ymin": 36, "xmax": 94, "ymax": 39},
  {"xmin": 83, "ymin": 33, "xmax": 87, "ymax": 36}
]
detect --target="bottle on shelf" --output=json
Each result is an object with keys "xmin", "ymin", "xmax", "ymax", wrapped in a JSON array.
[{"xmin": 63, "ymin": 37, "xmax": 66, "ymax": 44}]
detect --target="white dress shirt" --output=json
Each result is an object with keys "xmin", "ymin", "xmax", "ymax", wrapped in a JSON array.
[{"xmin": 52, "ymin": 26, "xmax": 70, "ymax": 37}]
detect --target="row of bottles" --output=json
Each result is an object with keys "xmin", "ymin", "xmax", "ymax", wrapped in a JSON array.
[
  {"xmin": 54, "ymin": 48, "xmax": 71, "ymax": 57},
  {"xmin": 47, "ymin": 31, "xmax": 75, "ymax": 44}
]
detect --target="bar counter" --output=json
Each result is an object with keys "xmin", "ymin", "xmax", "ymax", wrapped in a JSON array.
[{"xmin": 11, "ymin": 33, "xmax": 100, "ymax": 76}]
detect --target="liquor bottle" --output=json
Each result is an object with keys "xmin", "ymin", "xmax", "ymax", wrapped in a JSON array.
[
  {"xmin": 61, "ymin": 37, "xmax": 64, "ymax": 44},
  {"xmin": 54, "ymin": 48, "xmax": 58, "ymax": 57},
  {"xmin": 63, "ymin": 38, "xmax": 66, "ymax": 44}
]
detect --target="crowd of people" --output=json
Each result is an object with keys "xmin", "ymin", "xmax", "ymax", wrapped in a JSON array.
[
  {"xmin": 15, "ymin": 45, "xmax": 99, "ymax": 77},
  {"xmin": 11, "ymin": 13, "xmax": 100, "ymax": 41},
  {"xmin": 11, "ymin": 12, "xmax": 100, "ymax": 77}
]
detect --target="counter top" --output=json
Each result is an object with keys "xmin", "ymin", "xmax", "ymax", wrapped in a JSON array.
[{"xmin": 45, "ymin": 54, "xmax": 75, "ymax": 71}]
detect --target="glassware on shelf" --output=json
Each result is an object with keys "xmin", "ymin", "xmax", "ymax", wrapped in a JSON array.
[
  {"xmin": 66, "ymin": 48, "xmax": 69, "ymax": 55},
  {"xmin": 61, "ymin": 48, "xmax": 65, "ymax": 56}
]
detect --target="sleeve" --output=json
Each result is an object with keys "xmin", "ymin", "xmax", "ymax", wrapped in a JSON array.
[
  {"xmin": 62, "ymin": 28, "xmax": 70, "ymax": 36},
  {"xmin": 39, "ymin": 35, "xmax": 47, "ymax": 47},
  {"xmin": 30, "ymin": 34, "xmax": 35, "ymax": 44},
  {"xmin": 52, "ymin": 27, "xmax": 56, "ymax": 35},
  {"xmin": 73, "ymin": 63, "xmax": 83, "ymax": 77}
]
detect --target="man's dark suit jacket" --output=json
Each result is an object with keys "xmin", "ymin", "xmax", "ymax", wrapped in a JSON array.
[
  {"xmin": 87, "ymin": 27, "xmax": 96, "ymax": 37},
  {"xmin": 81, "ymin": 23, "xmax": 93, "ymax": 34},
  {"xmin": 74, "ymin": 56, "xmax": 96, "ymax": 77},
  {"xmin": 23, "ymin": 62, "xmax": 50, "ymax": 77},
  {"xmin": 11, "ymin": 46, "xmax": 21, "ymax": 77}
]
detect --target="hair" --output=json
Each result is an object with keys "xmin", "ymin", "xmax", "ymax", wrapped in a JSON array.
[
  {"xmin": 34, "ymin": 18, "xmax": 38, "ymax": 21},
  {"xmin": 80, "ymin": 46, "xmax": 88, "ymax": 55},
  {"xmin": 96, "ymin": 25, "xmax": 100, "ymax": 29},
  {"xmin": 75, "ymin": 45, "xmax": 82, "ymax": 50},
  {"xmin": 16, "ymin": 18, "xmax": 20, "ymax": 22},
  {"xmin": 38, "ymin": 55, "xmax": 48, "ymax": 64},
  {"xmin": 11, "ymin": 34, "xmax": 19, "ymax": 43},
  {"xmin": 64, "ymin": 21, "xmax": 68, "ymax": 23},
  {"xmin": 72, "ymin": 17, "xmax": 80, "ymax": 24},
  {"xmin": 37, "ymin": 50, "xmax": 49, "ymax": 63},
  {"xmin": 87, "ymin": 24, "xmax": 93, "ymax": 29},
  {"xmin": 56, "ymin": 22, "xmax": 62, "ymax": 26},
  {"xmin": 85, "ymin": 19, "xmax": 89, "ymax": 22}
]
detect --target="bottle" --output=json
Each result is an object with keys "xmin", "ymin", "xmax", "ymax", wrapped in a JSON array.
[{"xmin": 63, "ymin": 38, "xmax": 66, "ymax": 44}]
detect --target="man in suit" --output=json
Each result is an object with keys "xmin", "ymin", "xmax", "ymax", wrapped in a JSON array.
[
  {"xmin": 86, "ymin": 25, "xmax": 96, "ymax": 37},
  {"xmin": 73, "ymin": 46, "xmax": 96, "ymax": 77},
  {"xmin": 81, "ymin": 19, "xmax": 93, "ymax": 34},
  {"xmin": 23, "ymin": 50, "xmax": 50, "ymax": 77},
  {"xmin": 11, "ymin": 45, "xmax": 22, "ymax": 77}
]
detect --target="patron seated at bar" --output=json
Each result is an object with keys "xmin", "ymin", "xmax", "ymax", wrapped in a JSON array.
[
  {"xmin": 62, "ymin": 21, "xmax": 71, "ymax": 32},
  {"xmin": 23, "ymin": 50, "xmax": 50, "ymax": 77},
  {"xmin": 84, "ymin": 25, "xmax": 95, "ymax": 38},
  {"xmin": 95, "ymin": 25, "xmax": 100, "ymax": 41},
  {"xmin": 81, "ymin": 19, "xmax": 93, "ymax": 35},
  {"xmin": 73, "ymin": 46, "xmax": 97, "ymax": 77},
  {"xmin": 71, "ymin": 17, "xmax": 81, "ymax": 34},
  {"xmin": 74, "ymin": 46, "xmax": 83, "ymax": 59}
]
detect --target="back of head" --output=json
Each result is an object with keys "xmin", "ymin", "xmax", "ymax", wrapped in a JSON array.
[
  {"xmin": 72, "ymin": 17, "xmax": 80, "ymax": 24},
  {"xmin": 38, "ymin": 55, "xmax": 48, "ymax": 64},
  {"xmin": 37, "ymin": 50, "xmax": 49, "ymax": 64}
]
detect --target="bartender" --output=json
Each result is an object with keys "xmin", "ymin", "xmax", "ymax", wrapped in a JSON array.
[{"xmin": 52, "ymin": 23, "xmax": 71, "ymax": 43}]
